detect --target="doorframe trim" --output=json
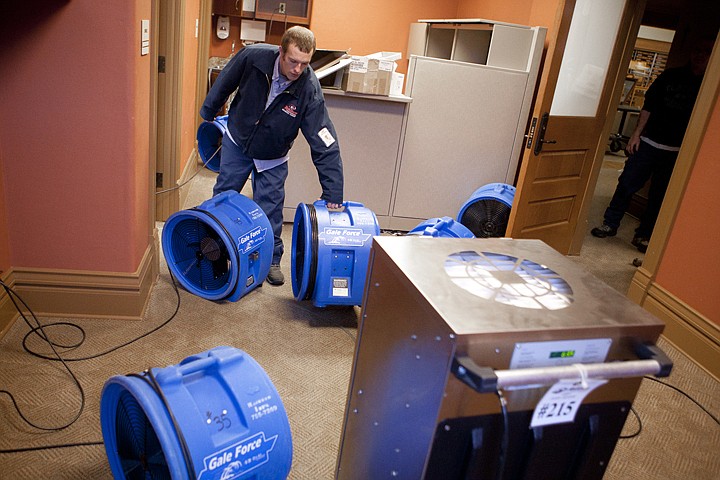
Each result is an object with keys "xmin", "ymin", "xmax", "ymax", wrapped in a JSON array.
[
  {"xmin": 155, "ymin": 0, "xmax": 186, "ymax": 221},
  {"xmin": 628, "ymin": 33, "xmax": 720, "ymax": 379}
]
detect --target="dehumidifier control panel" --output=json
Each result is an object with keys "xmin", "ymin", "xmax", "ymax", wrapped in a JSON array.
[{"xmin": 509, "ymin": 338, "xmax": 612, "ymax": 369}]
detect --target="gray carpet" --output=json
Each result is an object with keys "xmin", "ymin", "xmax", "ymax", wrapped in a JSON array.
[
  {"xmin": 570, "ymin": 153, "xmax": 645, "ymax": 294},
  {"xmin": 0, "ymin": 161, "xmax": 718, "ymax": 479}
]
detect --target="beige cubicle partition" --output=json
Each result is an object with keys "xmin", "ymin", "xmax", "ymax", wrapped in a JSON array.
[
  {"xmin": 285, "ymin": 19, "xmax": 545, "ymax": 231},
  {"xmin": 283, "ymin": 90, "xmax": 411, "ymax": 224}
]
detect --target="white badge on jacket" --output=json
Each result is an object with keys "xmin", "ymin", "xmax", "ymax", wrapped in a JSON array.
[{"xmin": 318, "ymin": 127, "xmax": 336, "ymax": 147}]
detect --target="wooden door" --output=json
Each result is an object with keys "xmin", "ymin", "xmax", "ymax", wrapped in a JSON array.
[{"xmin": 507, "ymin": 0, "xmax": 646, "ymax": 254}]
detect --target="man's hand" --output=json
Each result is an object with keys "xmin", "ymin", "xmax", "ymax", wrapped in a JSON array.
[
  {"xmin": 626, "ymin": 134, "xmax": 641, "ymax": 155},
  {"xmin": 318, "ymin": 198, "xmax": 343, "ymax": 211},
  {"xmin": 626, "ymin": 109, "xmax": 650, "ymax": 156}
]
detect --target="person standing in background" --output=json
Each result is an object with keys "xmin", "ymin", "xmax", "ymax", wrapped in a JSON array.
[{"xmin": 591, "ymin": 37, "xmax": 713, "ymax": 252}]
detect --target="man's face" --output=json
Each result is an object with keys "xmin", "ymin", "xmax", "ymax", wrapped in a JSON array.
[
  {"xmin": 690, "ymin": 39, "xmax": 713, "ymax": 76},
  {"xmin": 279, "ymin": 43, "xmax": 312, "ymax": 81}
]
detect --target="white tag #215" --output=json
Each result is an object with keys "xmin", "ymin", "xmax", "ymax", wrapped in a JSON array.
[{"xmin": 530, "ymin": 378, "xmax": 607, "ymax": 428}]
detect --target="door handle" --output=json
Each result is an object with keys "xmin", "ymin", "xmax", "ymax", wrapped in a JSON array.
[{"xmin": 534, "ymin": 112, "xmax": 557, "ymax": 155}]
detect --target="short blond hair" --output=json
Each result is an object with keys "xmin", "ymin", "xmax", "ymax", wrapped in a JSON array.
[{"xmin": 281, "ymin": 26, "xmax": 316, "ymax": 54}]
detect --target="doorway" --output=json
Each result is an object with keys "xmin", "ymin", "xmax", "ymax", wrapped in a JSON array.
[{"xmin": 580, "ymin": 0, "xmax": 719, "ymax": 292}]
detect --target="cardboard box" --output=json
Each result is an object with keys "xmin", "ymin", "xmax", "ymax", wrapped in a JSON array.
[
  {"xmin": 389, "ymin": 72, "xmax": 405, "ymax": 96},
  {"xmin": 342, "ymin": 56, "xmax": 396, "ymax": 96}
]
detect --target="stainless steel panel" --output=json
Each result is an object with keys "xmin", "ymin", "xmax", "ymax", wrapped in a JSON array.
[{"xmin": 336, "ymin": 237, "xmax": 664, "ymax": 480}]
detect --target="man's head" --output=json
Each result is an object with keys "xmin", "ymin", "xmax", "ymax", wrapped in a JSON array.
[
  {"xmin": 279, "ymin": 26, "xmax": 315, "ymax": 81},
  {"xmin": 690, "ymin": 36, "xmax": 714, "ymax": 76}
]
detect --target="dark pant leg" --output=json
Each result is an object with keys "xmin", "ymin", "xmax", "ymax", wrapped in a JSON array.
[
  {"xmin": 635, "ymin": 149, "xmax": 678, "ymax": 238},
  {"xmin": 603, "ymin": 141, "xmax": 657, "ymax": 229},
  {"xmin": 252, "ymin": 162, "xmax": 289, "ymax": 264},
  {"xmin": 213, "ymin": 132, "xmax": 254, "ymax": 196}
]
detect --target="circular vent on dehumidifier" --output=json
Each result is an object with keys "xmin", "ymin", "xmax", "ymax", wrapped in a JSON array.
[
  {"xmin": 161, "ymin": 191, "xmax": 273, "ymax": 302},
  {"xmin": 457, "ymin": 183, "xmax": 516, "ymax": 238}
]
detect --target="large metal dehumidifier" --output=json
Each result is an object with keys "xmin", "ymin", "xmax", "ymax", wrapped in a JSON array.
[{"xmin": 336, "ymin": 236, "xmax": 670, "ymax": 480}]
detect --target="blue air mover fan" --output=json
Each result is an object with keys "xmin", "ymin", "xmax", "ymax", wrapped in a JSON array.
[
  {"xmin": 100, "ymin": 346, "xmax": 293, "ymax": 480},
  {"xmin": 197, "ymin": 115, "xmax": 228, "ymax": 172},
  {"xmin": 161, "ymin": 191, "xmax": 272, "ymax": 302},
  {"xmin": 407, "ymin": 216, "xmax": 475, "ymax": 238},
  {"xmin": 457, "ymin": 183, "xmax": 516, "ymax": 238},
  {"xmin": 291, "ymin": 201, "xmax": 379, "ymax": 307}
]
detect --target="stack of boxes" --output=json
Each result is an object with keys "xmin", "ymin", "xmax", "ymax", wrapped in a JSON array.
[{"xmin": 342, "ymin": 52, "xmax": 405, "ymax": 96}]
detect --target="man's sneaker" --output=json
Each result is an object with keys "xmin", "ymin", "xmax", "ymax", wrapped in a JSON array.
[
  {"xmin": 631, "ymin": 236, "xmax": 649, "ymax": 253},
  {"xmin": 591, "ymin": 224, "xmax": 617, "ymax": 238},
  {"xmin": 266, "ymin": 264, "xmax": 285, "ymax": 286}
]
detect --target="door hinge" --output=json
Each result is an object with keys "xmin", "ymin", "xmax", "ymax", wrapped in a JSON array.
[
  {"xmin": 156, "ymin": 172, "xmax": 164, "ymax": 188},
  {"xmin": 158, "ymin": 55, "xmax": 166, "ymax": 73}
]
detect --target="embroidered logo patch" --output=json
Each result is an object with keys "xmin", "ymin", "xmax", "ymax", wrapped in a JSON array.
[{"xmin": 282, "ymin": 104, "xmax": 298, "ymax": 118}]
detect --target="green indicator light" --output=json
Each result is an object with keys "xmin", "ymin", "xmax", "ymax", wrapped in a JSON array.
[{"xmin": 549, "ymin": 350, "xmax": 576, "ymax": 359}]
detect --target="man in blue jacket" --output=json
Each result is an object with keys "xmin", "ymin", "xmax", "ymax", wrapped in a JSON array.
[{"xmin": 200, "ymin": 26, "xmax": 343, "ymax": 286}]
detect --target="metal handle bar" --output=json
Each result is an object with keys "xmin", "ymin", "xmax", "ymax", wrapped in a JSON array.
[{"xmin": 452, "ymin": 343, "xmax": 672, "ymax": 394}]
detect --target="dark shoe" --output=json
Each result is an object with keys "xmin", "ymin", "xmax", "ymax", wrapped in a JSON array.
[
  {"xmin": 631, "ymin": 236, "xmax": 649, "ymax": 253},
  {"xmin": 591, "ymin": 224, "xmax": 617, "ymax": 238},
  {"xmin": 266, "ymin": 264, "xmax": 285, "ymax": 286}
]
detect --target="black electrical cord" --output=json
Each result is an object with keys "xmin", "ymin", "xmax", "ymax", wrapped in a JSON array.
[
  {"xmin": 155, "ymin": 144, "xmax": 221, "ymax": 195},
  {"xmin": 267, "ymin": 9, "xmax": 288, "ymax": 38},
  {"xmin": 10, "ymin": 271, "xmax": 181, "ymax": 362},
  {"xmin": 617, "ymin": 375, "xmax": 719, "ymax": 442},
  {"xmin": 619, "ymin": 406, "xmax": 643, "ymax": 439},
  {"xmin": 495, "ymin": 388, "xmax": 510, "ymax": 480},
  {"xmin": 128, "ymin": 369, "xmax": 197, "ymax": 479},
  {"xmin": 642, "ymin": 375, "xmax": 720, "ymax": 426},
  {"xmin": 0, "ymin": 279, "xmax": 86, "ymax": 432},
  {"xmin": 0, "ymin": 272, "xmax": 182, "ymax": 453}
]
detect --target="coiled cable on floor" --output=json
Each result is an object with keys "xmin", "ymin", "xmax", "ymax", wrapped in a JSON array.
[{"xmin": 0, "ymin": 272, "xmax": 182, "ymax": 453}]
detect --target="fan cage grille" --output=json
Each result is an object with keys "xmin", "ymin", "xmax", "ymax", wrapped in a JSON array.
[
  {"xmin": 460, "ymin": 200, "xmax": 511, "ymax": 238},
  {"xmin": 169, "ymin": 217, "xmax": 233, "ymax": 293},
  {"xmin": 116, "ymin": 390, "xmax": 171, "ymax": 480}
]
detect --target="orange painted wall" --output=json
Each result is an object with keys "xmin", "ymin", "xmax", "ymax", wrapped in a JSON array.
[
  {"xmin": 310, "ymin": 0, "xmax": 458, "ymax": 71},
  {"xmin": 457, "ymin": 0, "xmax": 533, "ymax": 25},
  {"xmin": 655, "ymin": 94, "xmax": 720, "ymax": 323},
  {"xmin": 0, "ymin": 0, "xmax": 152, "ymax": 272},
  {"xmin": 457, "ymin": 0, "xmax": 560, "ymax": 42}
]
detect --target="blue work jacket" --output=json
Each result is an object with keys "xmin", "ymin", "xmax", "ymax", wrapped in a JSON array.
[{"xmin": 200, "ymin": 43, "xmax": 343, "ymax": 204}]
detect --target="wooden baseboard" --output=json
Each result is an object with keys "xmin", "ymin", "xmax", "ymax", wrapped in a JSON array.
[
  {"xmin": 0, "ymin": 240, "xmax": 159, "ymax": 333},
  {"xmin": 629, "ymin": 269, "xmax": 720, "ymax": 381}
]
